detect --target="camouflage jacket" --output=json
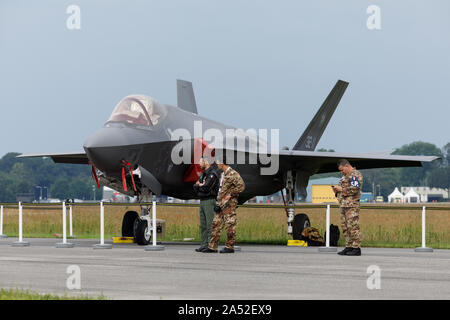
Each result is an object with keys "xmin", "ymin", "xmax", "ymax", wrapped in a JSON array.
[
  {"xmin": 217, "ymin": 166, "xmax": 245, "ymax": 206},
  {"xmin": 336, "ymin": 168, "xmax": 363, "ymax": 208}
]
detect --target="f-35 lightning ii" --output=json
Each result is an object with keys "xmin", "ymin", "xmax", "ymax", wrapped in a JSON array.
[{"xmin": 20, "ymin": 80, "xmax": 438, "ymax": 244}]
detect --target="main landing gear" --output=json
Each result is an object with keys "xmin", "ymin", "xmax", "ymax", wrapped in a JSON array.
[{"xmin": 284, "ymin": 170, "xmax": 310, "ymax": 239}]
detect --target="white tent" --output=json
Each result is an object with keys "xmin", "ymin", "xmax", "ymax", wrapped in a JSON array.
[
  {"xmin": 388, "ymin": 187, "xmax": 405, "ymax": 203},
  {"xmin": 404, "ymin": 188, "xmax": 421, "ymax": 203}
]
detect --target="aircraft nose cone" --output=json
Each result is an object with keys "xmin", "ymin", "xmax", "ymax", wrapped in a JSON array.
[
  {"xmin": 83, "ymin": 127, "xmax": 131, "ymax": 173},
  {"xmin": 83, "ymin": 127, "xmax": 130, "ymax": 149}
]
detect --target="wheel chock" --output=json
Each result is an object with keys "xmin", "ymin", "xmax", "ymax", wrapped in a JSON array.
[
  {"xmin": 112, "ymin": 236, "xmax": 135, "ymax": 244},
  {"xmin": 287, "ymin": 240, "xmax": 307, "ymax": 247}
]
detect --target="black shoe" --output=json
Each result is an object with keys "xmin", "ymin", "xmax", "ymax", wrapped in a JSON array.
[
  {"xmin": 202, "ymin": 248, "xmax": 218, "ymax": 253},
  {"xmin": 195, "ymin": 247, "xmax": 207, "ymax": 252},
  {"xmin": 337, "ymin": 247, "xmax": 352, "ymax": 255},
  {"xmin": 345, "ymin": 248, "xmax": 361, "ymax": 256},
  {"xmin": 219, "ymin": 247, "xmax": 234, "ymax": 253}
]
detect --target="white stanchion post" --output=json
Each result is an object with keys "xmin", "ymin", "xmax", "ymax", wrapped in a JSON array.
[
  {"xmin": 12, "ymin": 202, "xmax": 29, "ymax": 247},
  {"xmin": 319, "ymin": 204, "xmax": 336, "ymax": 252},
  {"xmin": 0, "ymin": 205, "xmax": 7, "ymax": 238},
  {"xmin": 63, "ymin": 203, "xmax": 67, "ymax": 242},
  {"xmin": 93, "ymin": 201, "xmax": 112, "ymax": 249},
  {"xmin": 19, "ymin": 203, "xmax": 22, "ymax": 241},
  {"xmin": 69, "ymin": 205, "xmax": 73, "ymax": 237},
  {"xmin": 145, "ymin": 200, "xmax": 164, "ymax": 251},
  {"xmin": 415, "ymin": 206, "xmax": 433, "ymax": 252},
  {"xmin": 100, "ymin": 201, "xmax": 104, "ymax": 244},
  {"xmin": 152, "ymin": 201, "xmax": 156, "ymax": 246},
  {"xmin": 326, "ymin": 204, "xmax": 330, "ymax": 247},
  {"xmin": 56, "ymin": 202, "xmax": 74, "ymax": 248}
]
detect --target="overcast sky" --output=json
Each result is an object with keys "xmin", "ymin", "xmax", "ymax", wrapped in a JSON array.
[{"xmin": 1, "ymin": 0, "xmax": 449, "ymax": 158}]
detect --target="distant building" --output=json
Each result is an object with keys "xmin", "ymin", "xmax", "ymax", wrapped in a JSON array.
[
  {"xmin": 388, "ymin": 187, "xmax": 405, "ymax": 203},
  {"xmin": 311, "ymin": 185, "xmax": 338, "ymax": 203},
  {"xmin": 305, "ymin": 177, "xmax": 340, "ymax": 203},
  {"xmin": 361, "ymin": 192, "xmax": 373, "ymax": 203},
  {"xmin": 404, "ymin": 188, "xmax": 421, "ymax": 203},
  {"xmin": 165, "ymin": 197, "xmax": 189, "ymax": 203},
  {"xmin": 16, "ymin": 193, "xmax": 34, "ymax": 203},
  {"xmin": 102, "ymin": 186, "xmax": 136, "ymax": 203},
  {"xmin": 400, "ymin": 187, "xmax": 448, "ymax": 202},
  {"xmin": 34, "ymin": 186, "xmax": 49, "ymax": 201},
  {"xmin": 255, "ymin": 191, "xmax": 282, "ymax": 204}
]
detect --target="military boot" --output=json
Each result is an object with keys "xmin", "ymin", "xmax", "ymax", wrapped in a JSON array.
[
  {"xmin": 337, "ymin": 247, "xmax": 352, "ymax": 255},
  {"xmin": 345, "ymin": 248, "xmax": 361, "ymax": 256},
  {"xmin": 219, "ymin": 247, "xmax": 234, "ymax": 253},
  {"xmin": 202, "ymin": 248, "xmax": 218, "ymax": 253}
]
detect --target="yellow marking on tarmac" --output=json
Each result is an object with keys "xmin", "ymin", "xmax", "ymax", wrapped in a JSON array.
[
  {"xmin": 112, "ymin": 237, "xmax": 134, "ymax": 244},
  {"xmin": 287, "ymin": 240, "xmax": 307, "ymax": 247}
]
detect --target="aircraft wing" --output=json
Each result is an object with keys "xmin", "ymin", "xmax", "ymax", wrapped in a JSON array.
[
  {"xmin": 278, "ymin": 150, "xmax": 439, "ymax": 174},
  {"xmin": 17, "ymin": 152, "xmax": 89, "ymax": 164}
]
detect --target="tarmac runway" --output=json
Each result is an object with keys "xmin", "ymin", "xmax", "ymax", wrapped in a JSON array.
[{"xmin": 0, "ymin": 237, "xmax": 449, "ymax": 300}]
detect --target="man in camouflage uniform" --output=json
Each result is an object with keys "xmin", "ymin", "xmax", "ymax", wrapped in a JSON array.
[
  {"xmin": 332, "ymin": 159, "xmax": 363, "ymax": 256},
  {"xmin": 203, "ymin": 162, "xmax": 245, "ymax": 253}
]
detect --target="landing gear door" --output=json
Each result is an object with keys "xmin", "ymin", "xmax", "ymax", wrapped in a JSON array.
[
  {"xmin": 295, "ymin": 170, "xmax": 310, "ymax": 201},
  {"xmin": 139, "ymin": 165, "xmax": 162, "ymax": 196}
]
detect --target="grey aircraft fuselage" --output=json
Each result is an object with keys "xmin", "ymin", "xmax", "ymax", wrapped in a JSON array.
[
  {"xmin": 84, "ymin": 101, "xmax": 280, "ymax": 202},
  {"xmin": 21, "ymin": 80, "xmax": 439, "ymax": 204}
]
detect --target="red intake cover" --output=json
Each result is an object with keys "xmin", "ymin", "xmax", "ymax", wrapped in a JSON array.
[{"xmin": 183, "ymin": 138, "xmax": 215, "ymax": 183}]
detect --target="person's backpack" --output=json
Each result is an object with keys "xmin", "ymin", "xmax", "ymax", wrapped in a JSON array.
[
  {"xmin": 323, "ymin": 224, "xmax": 340, "ymax": 247},
  {"xmin": 300, "ymin": 227, "xmax": 325, "ymax": 246}
]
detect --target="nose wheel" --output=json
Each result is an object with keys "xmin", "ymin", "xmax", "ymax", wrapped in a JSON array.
[
  {"xmin": 120, "ymin": 209, "xmax": 152, "ymax": 245},
  {"xmin": 134, "ymin": 218, "xmax": 151, "ymax": 245}
]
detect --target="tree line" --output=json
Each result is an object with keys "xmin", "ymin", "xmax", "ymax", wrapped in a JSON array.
[{"xmin": 0, "ymin": 153, "xmax": 99, "ymax": 202}]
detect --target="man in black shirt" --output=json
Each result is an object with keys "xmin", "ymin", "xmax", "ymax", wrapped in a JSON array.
[{"xmin": 193, "ymin": 157, "xmax": 221, "ymax": 252}]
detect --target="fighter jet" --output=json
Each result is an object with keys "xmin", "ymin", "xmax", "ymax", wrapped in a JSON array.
[{"xmin": 19, "ymin": 80, "xmax": 438, "ymax": 244}]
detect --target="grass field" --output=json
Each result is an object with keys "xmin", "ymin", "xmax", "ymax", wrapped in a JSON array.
[
  {"xmin": 1, "ymin": 204, "xmax": 449, "ymax": 249},
  {"xmin": 0, "ymin": 288, "xmax": 106, "ymax": 300}
]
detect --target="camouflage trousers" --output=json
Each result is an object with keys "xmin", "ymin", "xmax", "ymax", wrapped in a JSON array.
[
  {"xmin": 208, "ymin": 198, "xmax": 237, "ymax": 250},
  {"xmin": 340, "ymin": 206, "xmax": 361, "ymax": 248}
]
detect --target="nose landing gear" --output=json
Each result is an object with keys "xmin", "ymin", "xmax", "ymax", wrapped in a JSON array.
[{"xmin": 120, "ymin": 188, "xmax": 155, "ymax": 245}]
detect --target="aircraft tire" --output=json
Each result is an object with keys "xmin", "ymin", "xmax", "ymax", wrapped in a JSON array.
[
  {"xmin": 122, "ymin": 211, "xmax": 139, "ymax": 237},
  {"xmin": 292, "ymin": 213, "xmax": 310, "ymax": 240},
  {"xmin": 134, "ymin": 219, "xmax": 151, "ymax": 245}
]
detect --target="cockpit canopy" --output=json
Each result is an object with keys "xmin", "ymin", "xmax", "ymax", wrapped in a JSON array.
[{"xmin": 107, "ymin": 95, "xmax": 166, "ymax": 126}]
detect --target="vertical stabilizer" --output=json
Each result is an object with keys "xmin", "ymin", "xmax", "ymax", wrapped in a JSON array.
[
  {"xmin": 177, "ymin": 79, "xmax": 198, "ymax": 114},
  {"xmin": 293, "ymin": 80, "xmax": 348, "ymax": 151}
]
